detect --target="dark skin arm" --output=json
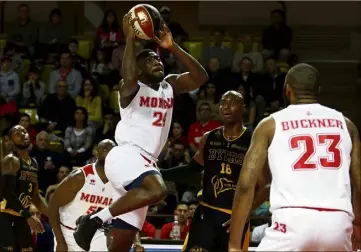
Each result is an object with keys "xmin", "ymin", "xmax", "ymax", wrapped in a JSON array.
[
  {"xmin": 228, "ymin": 117, "xmax": 274, "ymax": 251},
  {"xmin": 156, "ymin": 24, "xmax": 208, "ymax": 94},
  {"xmin": 48, "ymin": 169, "xmax": 85, "ymax": 247},
  {"xmin": 109, "ymin": 174, "xmax": 167, "ymax": 217},
  {"xmin": 345, "ymin": 118, "xmax": 361, "ymax": 249},
  {"xmin": 119, "ymin": 14, "xmax": 140, "ymax": 108},
  {"xmin": 32, "ymin": 183, "xmax": 48, "ymax": 217}
]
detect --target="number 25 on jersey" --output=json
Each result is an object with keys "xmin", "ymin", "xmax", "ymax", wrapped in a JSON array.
[{"xmin": 290, "ymin": 134, "xmax": 342, "ymax": 170}]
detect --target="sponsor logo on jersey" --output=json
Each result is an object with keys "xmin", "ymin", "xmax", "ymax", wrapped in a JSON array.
[
  {"xmin": 211, "ymin": 176, "xmax": 236, "ymax": 198},
  {"xmin": 80, "ymin": 192, "xmax": 113, "ymax": 206},
  {"xmin": 90, "ymin": 179, "xmax": 96, "ymax": 185},
  {"xmin": 139, "ymin": 96, "xmax": 174, "ymax": 109}
]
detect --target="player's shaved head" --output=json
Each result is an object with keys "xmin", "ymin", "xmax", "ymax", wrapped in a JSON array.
[
  {"xmin": 97, "ymin": 139, "xmax": 116, "ymax": 149},
  {"xmin": 221, "ymin": 90, "xmax": 244, "ymax": 104},
  {"xmin": 95, "ymin": 139, "xmax": 116, "ymax": 162},
  {"xmin": 285, "ymin": 63, "xmax": 320, "ymax": 97}
]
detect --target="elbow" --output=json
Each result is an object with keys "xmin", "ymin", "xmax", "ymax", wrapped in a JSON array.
[{"xmin": 199, "ymin": 72, "xmax": 209, "ymax": 86}]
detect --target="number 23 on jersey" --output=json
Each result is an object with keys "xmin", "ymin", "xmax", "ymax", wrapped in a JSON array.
[{"xmin": 289, "ymin": 133, "xmax": 342, "ymax": 170}]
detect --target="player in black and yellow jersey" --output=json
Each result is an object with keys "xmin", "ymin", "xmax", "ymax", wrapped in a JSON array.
[
  {"xmin": 162, "ymin": 91, "xmax": 270, "ymax": 252},
  {"xmin": 0, "ymin": 125, "xmax": 48, "ymax": 252}
]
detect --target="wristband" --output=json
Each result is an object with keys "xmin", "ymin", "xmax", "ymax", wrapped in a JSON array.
[{"xmin": 20, "ymin": 209, "xmax": 31, "ymax": 219}]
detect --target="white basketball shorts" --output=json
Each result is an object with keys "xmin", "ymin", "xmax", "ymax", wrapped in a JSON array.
[
  {"xmin": 104, "ymin": 144, "xmax": 161, "ymax": 230},
  {"xmin": 54, "ymin": 225, "xmax": 107, "ymax": 251},
  {"xmin": 256, "ymin": 207, "xmax": 353, "ymax": 251}
]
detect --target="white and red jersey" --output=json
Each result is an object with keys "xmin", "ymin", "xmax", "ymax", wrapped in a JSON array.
[
  {"xmin": 59, "ymin": 164, "xmax": 113, "ymax": 229},
  {"xmin": 268, "ymin": 103, "xmax": 353, "ymax": 216},
  {"xmin": 115, "ymin": 80, "xmax": 174, "ymax": 158}
]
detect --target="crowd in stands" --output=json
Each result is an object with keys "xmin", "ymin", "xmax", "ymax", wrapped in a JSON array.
[{"xmin": 0, "ymin": 3, "xmax": 295, "ymax": 249}]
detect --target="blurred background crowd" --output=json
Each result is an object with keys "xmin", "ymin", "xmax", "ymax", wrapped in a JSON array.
[{"xmin": 0, "ymin": 1, "xmax": 360, "ymax": 251}]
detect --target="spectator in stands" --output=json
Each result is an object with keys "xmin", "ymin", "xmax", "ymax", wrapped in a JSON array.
[
  {"xmin": 64, "ymin": 107, "xmax": 94, "ymax": 166},
  {"xmin": 48, "ymin": 51, "xmax": 82, "ymax": 97},
  {"xmin": 22, "ymin": 66, "xmax": 45, "ymax": 107},
  {"xmin": 18, "ymin": 113, "xmax": 37, "ymax": 145},
  {"xmin": 160, "ymin": 202, "xmax": 190, "ymax": 240},
  {"xmin": 159, "ymin": 140, "xmax": 191, "ymax": 169},
  {"xmin": 31, "ymin": 131, "xmax": 65, "ymax": 193},
  {"xmin": 262, "ymin": 9, "xmax": 292, "ymax": 60},
  {"xmin": 200, "ymin": 29, "xmax": 233, "ymax": 70},
  {"xmin": 95, "ymin": 108, "xmax": 116, "ymax": 142},
  {"xmin": 38, "ymin": 8, "xmax": 69, "ymax": 64},
  {"xmin": 76, "ymin": 77, "xmax": 102, "ymax": 129},
  {"xmin": 233, "ymin": 57, "xmax": 259, "ymax": 93},
  {"xmin": 238, "ymin": 85, "xmax": 256, "ymax": 130},
  {"xmin": 68, "ymin": 39, "xmax": 88, "ymax": 78},
  {"xmin": 181, "ymin": 186, "xmax": 198, "ymax": 204},
  {"xmin": 95, "ymin": 9, "xmax": 122, "ymax": 56},
  {"xmin": 92, "ymin": 48, "xmax": 114, "ymax": 84},
  {"xmin": 141, "ymin": 220, "xmax": 156, "ymax": 239},
  {"xmin": 111, "ymin": 42, "xmax": 125, "ymax": 73},
  {"xmin": 1, "ymin": 133, "xmax": 13, "ymax": 155},
  {"xmin": 0, "ymin": 56, "xmax": 20, "ymax": 102},
  {"xmin": 205, "ymin": 57, "xmax": 231, "ymax": 94},
  {"xmin": 188, "ymin": 202, "xmax": 198, "ymax": 220},
  {"xmin": 45, "ymin": 165, "xmax": 70, "ymax": 197},
  {"xmin": 4, "ymin": 43, "xmax": 25, "ymax": 75},
  {"xmin": 168, "ymin": 121, "xmax": 188, "ymax": 147},
  {"xmin": 29, "ymin": 204, "xmax": 54, "ymax": 252},
  {"xmin": 160, "ymin": 6, "xmax": 188, "ymax": 41},
  {"xmin": 233, "ymin": 35, "xmax": 263, "ymax": 73},
  {"xmin": 6, "ymin": 4, "xmax": 37, "ymax": 57},
  {"xmin": 37, "ymin": 80, "xmax": 76, "ymax": 133},
  {"xmin": 188, "ymin": 101, "xmax": 222, "ymax": 153},
  {"xmin": 197, "ymin": 82, "xmax": 220, "ymax": 120}
]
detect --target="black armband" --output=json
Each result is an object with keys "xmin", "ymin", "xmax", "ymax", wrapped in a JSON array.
[
  {"xmin": 3, "ymin": 174, "xmax": 29, "ymax": 219},
  {"xmin": 160, "ymin": 159, "xmax": 203, "ymax": 184}
]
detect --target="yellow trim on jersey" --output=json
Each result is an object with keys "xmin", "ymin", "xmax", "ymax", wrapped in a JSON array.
[
  {"xmin": 182, "ymin": 233, "xmax": 189, "ymax": 251},
  {"xmin": 0, "ymin": 209, "xmax": 21, "ymax": 217},
  {"xmin": 222, "ymin": 126, "xmax": 247, "ymax": 142},
  {"xmin": 199, "ymin": 201, "xmax": 232, "ymax": 215}
]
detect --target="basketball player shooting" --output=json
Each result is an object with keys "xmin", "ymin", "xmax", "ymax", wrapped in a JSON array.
[
  {"xmin": 161, "ymin": 91, "xmax": 270, "ymax": 252},
  {"xmin": 73, "ymin": 10, "xmax": 208, "ymax": 252},
  {"xmin": 0, "ymin": 125, "xmax": 48, "ymax": 252},
  {"xmin": 228, "ymin": 63, "xmax": 361, "ymax": 251}
]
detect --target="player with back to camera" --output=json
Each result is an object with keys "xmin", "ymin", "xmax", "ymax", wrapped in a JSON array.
[
  {"xmin": 0, "ymin": 125, "xmax": 48, "ymax": 252},
  {"xmin": 228, "ymin": 63, "xmax": 361, "ymax": 251},
  {"xmin": 73, "ymin": 11, "xmax": 208, "ymax": 252},
  {"xmin": 161, "ymin": 91, "xmax": 271, "ymax": 252}
]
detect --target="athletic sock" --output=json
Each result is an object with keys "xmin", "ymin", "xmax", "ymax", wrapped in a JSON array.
[{"xmin": 91, "ymin": 207, "xmax": 113, "ymax": 223}]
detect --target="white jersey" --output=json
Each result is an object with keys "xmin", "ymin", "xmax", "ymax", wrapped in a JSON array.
[
  {"xmin": 115, "ymin": 80, "xmax": 173, "ymax": 158},
  {"xmin": 59, "ymin": 164, "xmax": 113, "ymax": 229},
  {"xmin": 268, "ymin": 104, "xmax": 353, "ymax": 215}
]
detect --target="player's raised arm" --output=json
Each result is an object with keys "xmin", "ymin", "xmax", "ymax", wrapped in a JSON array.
[
  {"xmin": 155, "ymin": 24, "xmax": 208, "ymax": 94},
  {"xmin": 31, "ymin": 183, "xmax": 48, "ymax": 217},
  {"xmin": 160, "ymin": 132, "xmax": 208, "ymax": 183},
  {"xmin": 48, "ymin": 169, "xmax": 85, "ymax": 252},
  {"xmin": 228, "ymin": 118, "xmax": 274, "ymax": 251},
  {"xmin": 119, "ymin": 14, "xmax": 140, "ymax": 105}
]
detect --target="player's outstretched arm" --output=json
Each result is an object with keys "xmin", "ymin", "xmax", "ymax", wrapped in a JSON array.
[
  {"xmin": 228, "ymin": 118, "xmax": 274, "ymax": 251},
  {"xmin": 160, "ymin": 132, "xmax": 208, "ymax": 183},
  {"xmin": 119, "ymin": 14, "xmax": 140, "ymax": 107},
  {"xmin": 155, "ymin": 24, "xmax": 208, "ymax": 94},
  {"xmin": 48, "ymin": 169, "xmax": 85, "ymax": 251}
]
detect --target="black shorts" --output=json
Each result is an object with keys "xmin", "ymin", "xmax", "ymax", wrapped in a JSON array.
[
  {"xmin": 0, "ymin": 212, "xmax": 33, "ymax": 251},
  {"xmin": 183, "ymin": 204, "xmax": 250, "ymax": 252}
]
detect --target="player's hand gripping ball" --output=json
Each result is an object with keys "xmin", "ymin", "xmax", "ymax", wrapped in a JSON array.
[{"xmin": 128, "ymin": 4, "xmax": 162, "ymax": 40}]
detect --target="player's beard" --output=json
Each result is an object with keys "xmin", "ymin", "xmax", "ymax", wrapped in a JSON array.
[
  {"xmin": 13, "ymin": 142, "xmax": 30, "ymax": 150},
  {"xmin": 150, "ymin": 72, "xmax": 164, "ymax": 83}
]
